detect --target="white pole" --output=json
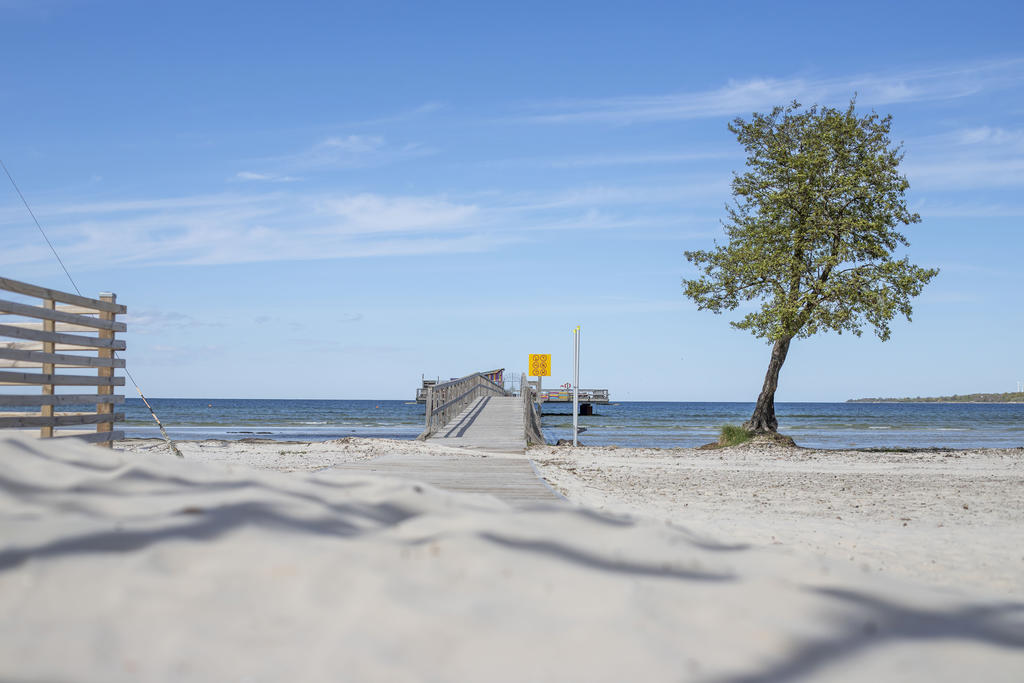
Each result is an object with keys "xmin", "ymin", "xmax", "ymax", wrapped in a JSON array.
[{"xmin": 572, "ymin": 326, "xmax": 580, "ymax": 446}]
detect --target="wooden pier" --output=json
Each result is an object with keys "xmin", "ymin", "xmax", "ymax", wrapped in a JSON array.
[
  {"xmin": 336, "ymin": 372, "xmax": 559, "ymax": 505},
  {"xmin": 418, "ymin": 371, "xmax": 545, "ymax": 451}
]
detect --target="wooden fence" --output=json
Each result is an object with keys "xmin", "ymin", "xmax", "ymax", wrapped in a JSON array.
[
  {"xmin": 0, "ymin": 276, "xmax": 126, "ymax": 446},
  {"xmin": 418, "ymin": 370, "xmax": 507, "ymax": 439}
]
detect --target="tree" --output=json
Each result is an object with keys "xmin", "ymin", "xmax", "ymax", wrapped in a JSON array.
[{"xmin": 682, "ymin": 99, "xmax": 938, "ymax": 434}]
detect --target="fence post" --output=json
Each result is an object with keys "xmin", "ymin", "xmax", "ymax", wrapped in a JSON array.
[
  {"xmin": 96, "ymin": 292, "xmax": 116, "ymax": 448},
  {"xmin": 424, "ymin": 385, "xmax": 434, "ymax": 433},
  {"xmin": 40, "ymin": 298, "xmax": 55, "ymax": 438}
]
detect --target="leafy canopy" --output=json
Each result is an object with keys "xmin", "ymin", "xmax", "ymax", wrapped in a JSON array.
[{"xmin": 683, "ymin": 99, "xmax": 938, "ymax": 342}]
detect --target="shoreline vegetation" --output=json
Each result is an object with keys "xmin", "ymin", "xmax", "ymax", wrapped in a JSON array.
[{"xmin": 848, "ymin": 391, "xmax": 1024, "ymax": 403}]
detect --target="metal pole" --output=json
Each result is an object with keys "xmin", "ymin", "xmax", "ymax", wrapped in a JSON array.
[{"xmin": 572, "ymin": 325, "xmax": 580, "ymax": 446}]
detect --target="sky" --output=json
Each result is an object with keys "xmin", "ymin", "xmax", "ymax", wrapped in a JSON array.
[{"xmin": 2, "ymin": 0, "xmax": 1023, "ymax": 401}]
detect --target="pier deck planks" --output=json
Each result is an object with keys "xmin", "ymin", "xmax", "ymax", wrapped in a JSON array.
[
  {"xmin": 336, "ymin": 397, "xmax": 559, "ymax": 505},
  {"xmin": 334, "ymin": 455, "xmax": 559, "ymax": 505},
  {"xmin": 426, "ymin": 396, "xmax": 526, "ymax": 454}
]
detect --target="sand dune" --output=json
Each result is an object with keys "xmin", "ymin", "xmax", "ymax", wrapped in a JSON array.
[{"xmin": 1, "ymin": 435, "xmax": 1022, "ymax": 681}]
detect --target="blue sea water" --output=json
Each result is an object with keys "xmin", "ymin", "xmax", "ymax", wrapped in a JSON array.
[{"xmin": 121, "ymin": 398, "xmax": 1024, "ymax": 450}]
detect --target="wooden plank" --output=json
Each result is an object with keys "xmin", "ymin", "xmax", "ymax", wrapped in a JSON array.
[
  {"xmin": 52, "ymin": 430, "xmax": 125, "ymax": 443},
  {"xmin": 0, "ymin": 323, "xmax": 126, "ymax": 350},
  {"xmin": 0, "ymin": 299, "xmax": 127, "ymax": 332},
  {"xmin": 334, "ymin": 455, "xmax": 560, "ymax": 506},
  {"xmin": 0, "ymin": 321, "xmax": 122, "ymax": 333},
  {"xmin": 0, "ymin": 394, "xmax": 124, "ymax": 407},
  {"xmin": 426, "ymin": 396, "xmax": 527, "ymax": 454},
  {"xmin": 0, "ymin": 412, "xmax": 124, "ymax": 428},
  {"xmin": 0, "ymin": 370, "xmax": 125, "ymax": 386},
  {"xmin": 56, "ymin": 305, "xmax": 104, "ymax": 315},
  {"xmin": 0, "ymin": 348, "xmax": 126, "ymax": 368},
  {"xmin": 0, "ymin": 277, "xmax": 126, "ymax": 314},
  {"xmin": 1, "ymin": 341, "xmax": 114, "ymax": 352}
]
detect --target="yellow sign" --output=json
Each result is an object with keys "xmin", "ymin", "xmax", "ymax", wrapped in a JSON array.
[{"xmin": 528, "ymin": 354, "xmax": 551, "ymax": 377}]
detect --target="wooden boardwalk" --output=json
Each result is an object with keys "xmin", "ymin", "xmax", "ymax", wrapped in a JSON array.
[
  {"xmin": 334, "ymin": 396, "xmax": 560, "ymax": 506},
  {"xmin": 333, "ymin": 454, "xmax": 561, "ymax": 506},
  {"xmin": 427, "ymin": 396, "xmax": 526, "ymax": 454}
]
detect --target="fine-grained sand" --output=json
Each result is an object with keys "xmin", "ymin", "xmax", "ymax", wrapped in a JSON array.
[
  {"xmin": 529, "ymin": 439, "xmax": 1024, "ymax": 598},
  {"xmin": 0, "ymin": 435, "xmax": 1018, "ymax": 681},
  {"xmin": 121, "ymin": 436, "xmax": 1024, "ymax": 596}
]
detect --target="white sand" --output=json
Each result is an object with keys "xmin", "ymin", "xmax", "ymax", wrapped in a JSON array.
[
  {"xmin": 1, "ymin": 434, "xmax": 1022, "ymax": 681},
  {"xmin": 531, "ymin": 439, "xmax": 1024, "ymax": 598}
]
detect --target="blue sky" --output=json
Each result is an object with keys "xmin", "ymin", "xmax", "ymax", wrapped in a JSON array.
[{"xmin": 2, "ymin": 0, "xmax": 1022, "ymax": 400}]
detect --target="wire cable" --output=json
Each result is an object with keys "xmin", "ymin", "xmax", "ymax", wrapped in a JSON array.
[
  {"xmin": 1, "ymin": 157, "xmax": 182, "ymax": 457},
  {"xmin": 0, "ymin": 158, "xmax": 80, "ymax": 296}
]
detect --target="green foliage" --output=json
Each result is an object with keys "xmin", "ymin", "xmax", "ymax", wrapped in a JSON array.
[
  {"xmin": 719, "ymin": 424, "xmax": 753, "ymax": 446},
  {"xmin": 683, "ymin": 98, "xmax": 938, "ymax": 343}
]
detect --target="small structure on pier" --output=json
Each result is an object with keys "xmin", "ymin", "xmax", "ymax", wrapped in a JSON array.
[{"xmin": 538, "ymin": 388, "xmax": 609, "ymax": 415}]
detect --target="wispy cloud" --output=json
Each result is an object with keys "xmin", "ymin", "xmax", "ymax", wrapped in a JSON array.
[
  {"xmin": 522, "ymin": 58, "xmax": 1024, "ymax": 124},
  {"xmin": 233, "ymin": 171, "xmax": 301, "ymax": 183},
  {"xmin": 331, "ymin": 101, "xmax": 446, "ymax": 128},
  {"xmin": 315, "ymin": 194, "xmax": 478, "ymax": 234},
  {"xmin": 235, "ymin": 133, "xmax": 436, "ymax": 182},
  {"xmin": 906, "ymin": 125, "xmax": 1024, "ymax": 191},
  {"xmin": 0, "ymin": 191, "xmax": 507, "ymax": 268},
  {"xmin": 548, "ymin": 150, "xmax": 734, "ymax": 168},
  {"xmin": 241, "ymin": 133, "xmax": 438, "ymax": 180},
  {"xmin": 0, "ymin": 175, "xmax": 721, "ymax": 269},
  {"xmin": 906, "ymin": 159, "xmax": 1024, "ymax": 190},
  {"xmin": 125, "ymin": 309, "xmax": 221, "ymax": 334}
]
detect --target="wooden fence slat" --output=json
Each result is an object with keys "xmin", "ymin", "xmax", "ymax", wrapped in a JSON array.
[
  {"xmin": 56, "ymin": 305, "xmax": 105, "ymax": 315},
  {"xmin": 51, "ymin": 430, "xmax": 125, "ymax": 443},
  {"xmin": 0, "ymin": 394, "xmax": 125, "ymax": 407},
  {"xmin": 0, "ymin": 276, "xmax": 126, "ymax": 314},
  {"xmin": 0, "ymin": 412, "xmax": 125, "ymax": 428},
  {"xmin": 0, "ymin": 370, "xmax": 126, "ymax": 386},
  {"xmin": 0, "ymin": 298, "xmax": 127, "ymax": 332},
  {"xmin": 0, "ymin": 323, "xmax": 126, "ymax": 350},
  {"xmin": 0, "ymin": 348, "xmax": 126, "ymax": 368},
  {"xmin": 1, "ymin": 341, "xmax": 115, "ymax": 352},
  {"xmin": 0, "ymin": 321, "xmax": 124, "ymax": 333}
]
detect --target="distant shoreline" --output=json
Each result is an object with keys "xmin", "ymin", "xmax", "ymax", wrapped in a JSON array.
[
  {"xmin": 849, "ymin": 391, "xmax": 1024, "ymax": 404},
  {"xmin": 849, "ymin": 400, "xmax": 1024, "ymax": 404}
]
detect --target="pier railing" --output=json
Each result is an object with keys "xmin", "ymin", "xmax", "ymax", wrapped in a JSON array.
[
  {"xmin": 0, "ymin": 276, "xmax": 126, "ymax": 446},
  {"xmin": 521, "ymin": 372, "xmax": 545, "ymax": 445},
  {"xmin": 418, "ymin": 370, "xmax": 507, "ymax": 439}
]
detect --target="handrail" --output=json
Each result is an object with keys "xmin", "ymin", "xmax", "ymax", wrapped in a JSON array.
[
  {"xmin": 522, "ymin": 372, "xmax": 545, "ymax": 445},
  {"xmin": 418, "ymin": 370, "xmax": 507, "ymax": 439}
]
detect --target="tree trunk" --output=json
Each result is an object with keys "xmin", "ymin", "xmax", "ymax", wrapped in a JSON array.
[{"xmin": 744, "ymin": 336, "xmax": 793, "ymax": 433}]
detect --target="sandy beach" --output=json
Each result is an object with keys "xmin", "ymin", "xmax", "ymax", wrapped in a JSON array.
[{"xmin": 1, "ymin": 434, "xmax": 1022, "ymax": 681}]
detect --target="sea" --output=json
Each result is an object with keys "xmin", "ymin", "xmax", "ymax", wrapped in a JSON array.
[{"xmin": 122, "ymin": 398, "xmax": 1024, "ymax": 450}]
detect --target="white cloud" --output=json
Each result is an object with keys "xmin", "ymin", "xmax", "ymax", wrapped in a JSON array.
[
  {"xmin": 0, "ymin": 176, "xmax": 724, "ymax": 270},
  {"xmin": 523, "ymin": 58, "xmax": 1024, "ymax": 124},
  {"xmin": 547, "ymin": 150, "xmax": 734, "ymax": 168},
  {"xmin": 316, "ymin": 194, "xmax": 478, "ymax": 234},
  {"xmin": 235, "ymin": 133, "xmax": 436, "ymax": 181},
  {"xmin": 906, "ymin": 159, "xmax": 1024, "ymax": 190},
  {"xmin": 905, "ymin": 125, "xmax": 1024, "ymax": 190},
  {"xmin": 233, "ymin": 171, "xmax": 301, "ymax": 183},
  {"xmin": 300, "ymin": 135, "xmax": 387, "ymax": 168},
  {"xmin": 125, "ymin": 309, "xmax": 220, "ymax": 334}
]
